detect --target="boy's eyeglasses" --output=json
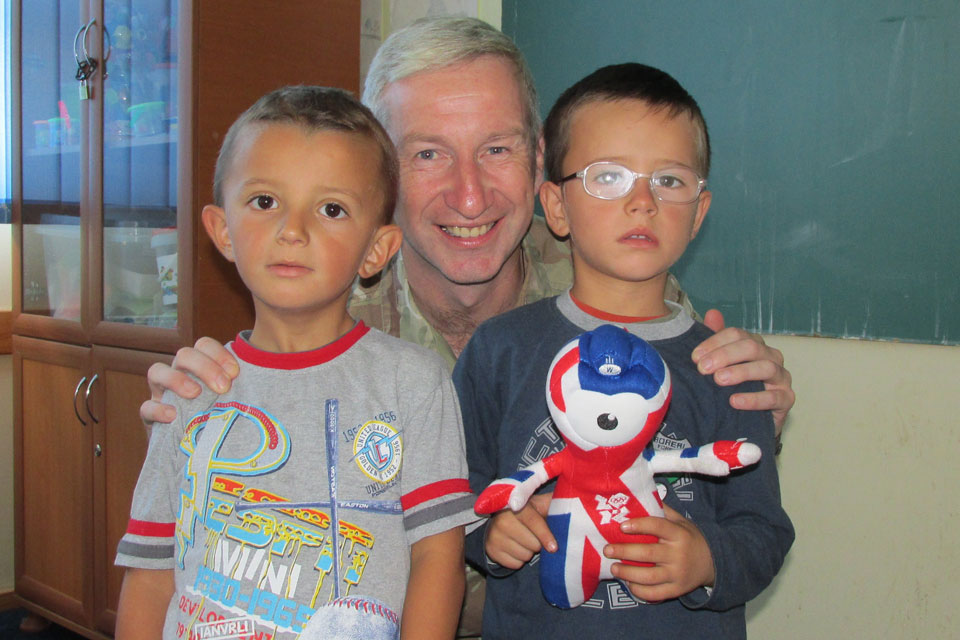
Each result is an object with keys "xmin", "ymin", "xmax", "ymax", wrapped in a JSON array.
[{"xmin": 557, "ymin": 162, "xmax": 707, "ymax": 204}]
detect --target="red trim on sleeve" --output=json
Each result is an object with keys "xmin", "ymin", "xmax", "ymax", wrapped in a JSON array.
[
  {"xmin": 126, "ymin": 518, "xmax": 176, "ymax": 538},
  {"xmin": 401, "ymin": 478, "xmax": 471, "ymax": 510}
]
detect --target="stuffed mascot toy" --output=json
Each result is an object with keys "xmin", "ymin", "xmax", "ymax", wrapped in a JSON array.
[{"xmin": 474, "ymin": 324, "xmax": 761, "ymax": 609}]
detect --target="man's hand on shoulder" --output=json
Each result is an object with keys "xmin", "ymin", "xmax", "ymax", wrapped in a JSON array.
[
  {"xmin": 693, "ymin": 310, "xmax": 795, "ymax": 434},
  {"xmin": 140, "ymin": 337, "xmax": 239, "ymax": 428}
]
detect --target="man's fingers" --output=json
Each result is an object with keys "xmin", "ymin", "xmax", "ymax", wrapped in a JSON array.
[
  {"xmin": 695, "ymin": 331, "xmax": 783, "ymax": 376},
  {"xmin": 731, "ymin": 387, "xmax": 795, "ymax": 434},
  {"xmin": 693, "ymin": 325, "xmax": 754, "ymax": 364},
  {"xmin": 169, "ymin": 345, "xmax": 233, "ymax": 394},
  {"xmin": 146, "ymin": 361, "xmax": 200, "ymax": 402},
  {"xmin": 193, "ymin": 337, "xmax": 240, "ymax": 378},
  {"xmin": 702, "ymin": 308, "xmax": 726, "ymax": 333},
  {"xmin": 693, "ymin": 331, "xmax": 795, "ymax": 430},
  {"xmin": 139, "ymin": 399, "xmax": 177, "ymax": 427},
  {"xmin": 143, "ymin": 338, "xmax": 240, "ymax": 429},
  {"xmin": 712, "ymin": 358, "xmax": 783, "ymax": 387}
]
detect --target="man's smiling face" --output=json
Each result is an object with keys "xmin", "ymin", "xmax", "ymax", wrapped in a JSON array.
[{"xmin": 379, "ymin": 55, "xmax": 540, "ymax": 286}]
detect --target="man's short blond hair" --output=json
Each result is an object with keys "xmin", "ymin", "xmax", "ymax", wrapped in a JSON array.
[{"xmin": 362, "ymin": 16, "xmax": 540, "ymax": 150}]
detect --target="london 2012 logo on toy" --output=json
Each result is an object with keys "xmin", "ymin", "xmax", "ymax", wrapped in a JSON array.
[{"xmin": 352, "ymin": 421, "xmax": 403, "ymax": 483}]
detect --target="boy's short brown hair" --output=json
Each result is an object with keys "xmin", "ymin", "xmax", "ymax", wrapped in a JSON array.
[
  {"xmin": 214, "ymin": 86, "xmax": 399, "ymax": 224},
  {"xmin": 543, "ymin": 63, "xmax": 710, "ymax": 183}
]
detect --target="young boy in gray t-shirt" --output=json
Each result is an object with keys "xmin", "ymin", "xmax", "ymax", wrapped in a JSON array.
[{"xmin": 115, "ymin": 86, "xmax": 476, "ymax": 640}]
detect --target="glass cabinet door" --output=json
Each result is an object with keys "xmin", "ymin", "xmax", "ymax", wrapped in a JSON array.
[
  {"xmin": 20, "ymin": 1, "xmax": 84, "ymax": 321},
  {"xmin": 101, "ymin": 0, "xmax": 178, "ymax": 328}
]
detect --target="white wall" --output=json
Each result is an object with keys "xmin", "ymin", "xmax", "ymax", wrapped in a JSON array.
[{"xmin": 747, "ymin": 335, "xmax": 960, "ymax": 638}]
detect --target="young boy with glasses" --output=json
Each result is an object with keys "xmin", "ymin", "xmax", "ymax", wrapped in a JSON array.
[
  {"xmin": 115, "ymin": 86, "xmax": 476, "ymax": 640},
  {"xmin": 453, "ymin": 63, "xmax": 793, "ymax": 639}
]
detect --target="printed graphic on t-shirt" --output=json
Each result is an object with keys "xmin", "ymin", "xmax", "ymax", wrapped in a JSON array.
[
  {"xmin": 651, "ymin": 428, "xmax": 695, "ymax": 501},
  {"xmin": 173, "ymin": 400, "xmax": 402, "ymax": 639},
  {"xmin": 352, "ymin": 420, "xmax": 403, "ymax": 484}
]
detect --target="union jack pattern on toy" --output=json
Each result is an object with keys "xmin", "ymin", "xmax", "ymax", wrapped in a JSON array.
[{"xmin": 474, "ymin": 324, "xmax": 761, "ymax": 609}]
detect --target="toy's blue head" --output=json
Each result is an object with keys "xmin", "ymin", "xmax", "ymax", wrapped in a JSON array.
[
  {"xmin": 547, "ymin": 325, "xmax": 671, "ymax": 450},
  {"xmin": 577, "ymin": 324, "xmax": 666, "ymax": 400}
]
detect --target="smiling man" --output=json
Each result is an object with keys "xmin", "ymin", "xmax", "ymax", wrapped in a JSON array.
[{"xmin": 356, "ymin": 47, "xmax": 561, "ymax": 359}]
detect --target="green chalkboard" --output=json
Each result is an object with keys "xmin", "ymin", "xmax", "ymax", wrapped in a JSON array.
[{"xmin": 504, "ymin": 0, "xmax": 960, "ymax": 344}]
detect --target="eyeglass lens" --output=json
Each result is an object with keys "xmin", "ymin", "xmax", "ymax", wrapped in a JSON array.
[{"xmin": 583, "ymin": 163, "xmax": 701, "ymax": 202}]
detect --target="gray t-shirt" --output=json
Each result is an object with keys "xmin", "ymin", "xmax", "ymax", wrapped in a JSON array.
[{"xmin": 116, "ymin": 323, "xmax": 476, "ymax": 638}]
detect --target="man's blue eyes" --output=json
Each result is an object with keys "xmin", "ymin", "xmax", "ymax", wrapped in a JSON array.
[{"xmin": 415, "ymin": 146, "xmax": 509, "ymax": 160}]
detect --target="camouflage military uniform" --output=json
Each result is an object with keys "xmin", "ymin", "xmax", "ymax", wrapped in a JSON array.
[
  {"xmin": 348, "ymin": 216, "xmax": 696, "ymax": 637},
  {"xmin": 349, "ymin": 217, "xmax": 575, "ymax": 370}
]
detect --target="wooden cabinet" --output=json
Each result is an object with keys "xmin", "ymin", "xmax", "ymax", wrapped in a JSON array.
[
  {"xmin": 11, "ymin": 1, "xmax": 360, "ymax": 636},
  {"xmin": 14, "ymin": 338, "xmax": 94, "ymax": 628},
  {"xmin": 14, "ymin": 338, "xmax": 163, "ymax": 636}
]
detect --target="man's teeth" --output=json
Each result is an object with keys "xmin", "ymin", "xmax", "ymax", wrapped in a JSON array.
[{"xmin": 442, "ymin": 223, "xmax": 493, "ymax": 238}]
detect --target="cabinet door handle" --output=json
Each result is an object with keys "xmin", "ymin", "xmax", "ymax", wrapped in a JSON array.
[
  {"xmin": 73, "ymin": 19, "xmax": 97, "ymax": 71},
  {"xmin": 73, "ymin": 376, "xmax": 88, "ymax": 426},
  {"xmin": 85, "ymin": 374, "xmax": 100, "ymax": 424}
]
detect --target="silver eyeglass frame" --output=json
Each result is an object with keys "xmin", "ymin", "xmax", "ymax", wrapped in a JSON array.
[{"xmin": 557, "ymin": 161, "xmax": 707, "ymax": 204}]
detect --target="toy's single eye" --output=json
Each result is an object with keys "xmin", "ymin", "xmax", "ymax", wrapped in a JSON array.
[{"xmin": 597, "ymin": 413, "xmax": 619, "ymax": 430}]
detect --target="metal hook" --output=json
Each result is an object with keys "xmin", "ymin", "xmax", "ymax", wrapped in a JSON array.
[
  {"xmin": 73, "ymin": 18, "xmax": 98, "ymax": 83},
  {"xmin": 74, "ymin": 19, "xmax": 95, "ymax": 65},
  {"xmin": 80, "ymin": 18, "xmax": 95, "ymax": 65},
  {"xmin": 73, "ymin": 19, "xmax": 91, "ymax": 66}
]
